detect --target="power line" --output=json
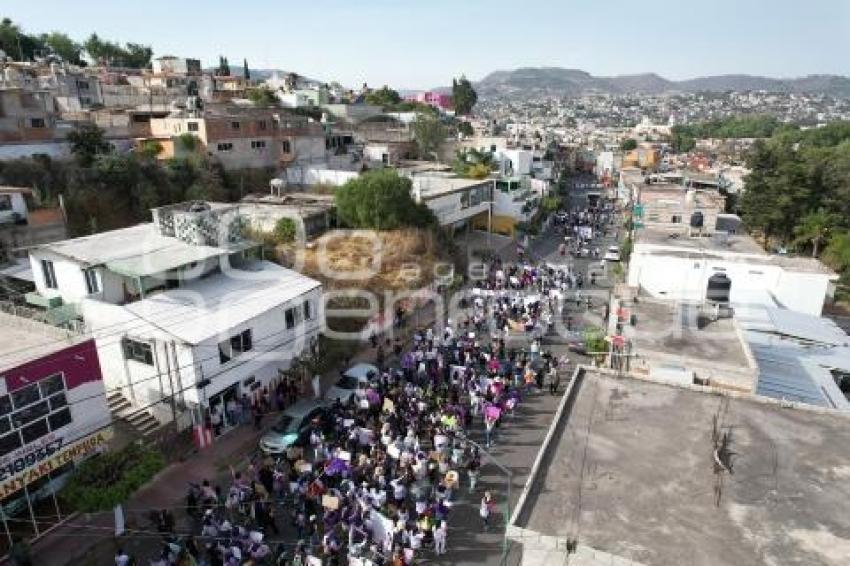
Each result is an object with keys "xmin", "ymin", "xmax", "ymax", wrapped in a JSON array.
[{"xmin": 0, "ymin": 264, "xmax": 323, "ymax": 364}]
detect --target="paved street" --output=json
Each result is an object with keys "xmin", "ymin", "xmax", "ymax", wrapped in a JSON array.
[{"xmin": 33, "ymin": 177, "xmax": 621, "ymax": 566}]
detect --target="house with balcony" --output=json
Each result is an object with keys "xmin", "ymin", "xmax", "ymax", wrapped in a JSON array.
[{"xmin": 25, "ymin": 201, "xmax": 323, "ymax": 434}]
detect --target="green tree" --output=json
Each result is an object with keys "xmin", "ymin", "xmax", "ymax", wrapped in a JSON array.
[
  {"xmin": 273, "ymin": 217, "xmax": 297, "ymax": 243},
  {"xmin": 123, "ymin": 43, "xmax": 152, "ymax": 68},
  {"xmin": 452, "ymin": 148, "xmax": 493, "ymax": 178},
  {"xmin": 42, "ymin": 32, "xmax": 83, "ymax": 64},
  {"xmin": 452, "ymin": 76, "xmax": 477, "ymax": 115},
  {"xmin": 823, "ymin": 233, "xmax": 850, "ymax": 274},
  {"xmin": 243, "ymin": 58, "xmax": 250, "ymax": 80},
  {"xmin": 0, "ymin": 18, "xmax": 44, "ymax": 60},
  {"xmin": 793, "ymin": 210, "xmax": 834, "ymax": 257},
  {"xmin": 364, "ymin": 86, "xmax": 402, "ymax": 108},
  {"xmin": 216, "ymin": 55, "xmax": 230, "ymax": 76},
  {"xmin": 176, "ymin": 133, "xmax": 199, "ymax": 153},
  {"xmin": 247, "ymin": 87, "xmax": 277, "ymax": 106},
  {"xmin": 335, "ymin": 169, "xmax": 436, "ymax": 230},
  {"xmin": 67, "ymin": 124, "xmax": 112, "ymax": 167},
  {"xmin": 83, "ymin": 34, "xmax": 151, "ymax": 68},
  {"xmin": 412, "ymin": 114, "xmax": 447, "ymax": 161},
  {"xmin": 457, "ymin": 121, "xmax": 474, "ymax": 137},
  {"xmin": 620, "ymin": 138, "xmax": 638, "ymax": 151},
  {"xmin": 138, "ymin": 140, "xmax": 163, "ymax": 160}
]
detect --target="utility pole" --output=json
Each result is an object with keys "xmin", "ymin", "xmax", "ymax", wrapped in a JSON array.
[{"xmin": 163, "ymin": 341, "xmax": 178, "ymax": 431}]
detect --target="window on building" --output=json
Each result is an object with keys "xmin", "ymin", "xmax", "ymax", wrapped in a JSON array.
[
  {"xmin": 2, "ymin": 374, "xmax": 72, "ymax": 450},
  {"xmin": 282, "ymin": 140, "xmax": 291, "ymax": 153},
  {"xmin": 0, "ymin": 395, "xmax": 11, "ymax": 417},
  {"xmin": 39, "ymin": 374, "xmax": 64, "ymax": 398},
  {"xmin": 48, "ymin": 408, "xmax": 72, "ymax": 431},
  {"xmin": 303, "ymin": 300, "xmax": 313, "ymax": 321},
  {"xmin": 251, "ymin": 140, "xmax": 266, "ymax": 150},
  {"xmin": 0, "ymin": 432, "xmax": 21, "ymax": 458},
  {"xmin": 12, "ymin": 400, "xmax": 49, "ymax": 429},
  {"xmin": 285, "ymin": 306, "xmax": 303, "ymax": 330},
  {"xmin": 671, "ymin": 215, "xmax": 682, "ymax": 223},
  {"xmin": 21, "ymin": 419, "xmax": 49, "ymax": 443},
  {"xmin": 41, "ymin": 259, "xmax": 57, "ymax": 289},
  {"xmin": 217, "ymin": 142, "xmax": 233, "ymax": 152},
  {"xmin": 76, "ymin": 80, "xmax": 89, "ymax": 91},
  {"xmin": 219, "ymin": 329, "xmax": 253, "ymax": 364},
  {"xmin": 0, "ymin": 195, "xmax": 10, "ymax": 211},
  {"xmin": 257, "ymin": 121, "xmax": 267, "ymax": 130},
  {"xmin": 187, "ymin": 121, "xmax": 199, "ymax": 132},
  {"xmin": 231, "ymin": 121, "xmax": 240, "ymax": 130},
  {"xmin": 30, "ymin": 118, "xmax": 46, "ymax": 128},
  {"xmin": 49, "ymin": 393, "xmax": 67, "ymax": 411},
  {"xmin": 123, "ymin": 338, "xmax": 154, "ymax": 365},
  {"xmin": 84, "ymin": 269, "xmax": 100, "ymax": 294},
  {"xmin": 11, "ymin": 384, "xmax": 39, "ymax": 410}
]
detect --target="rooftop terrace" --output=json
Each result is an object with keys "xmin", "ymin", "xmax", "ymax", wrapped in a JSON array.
[{"xmin": 511, "ymin": 370, "xmax": 850, "ymax": 566}]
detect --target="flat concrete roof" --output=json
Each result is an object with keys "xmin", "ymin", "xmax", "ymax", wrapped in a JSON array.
[
  {"xmin": 38, "ymin": 223, "xmax": 255, "ymax": 277},
  {"xmin": 109, "ymin": 260, "xmax": 321, "ymax": 344},
  {"xmin": 410, "ymin": 175, "xmax": 492, "ymax": 200},
  {"xmin": 0, "ymin": 312, "xmax": 87, "ymax": 370},
  {"xmin": 634, "ymin": 226, "xmax": 835, "ymax": 275},
  {"xmin": 514, "ymin": 371, "xmax": 850, "ymax": 566},
  {"xmin": 624, "ymin": 299, "xmax": 751, "ymax": 369}
]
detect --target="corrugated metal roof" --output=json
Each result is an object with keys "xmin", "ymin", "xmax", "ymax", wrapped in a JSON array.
[
  {"xmin": 747, "ymin": 335, "xmax": 850, "ymax": 412},
  {"xmin": 736, "ymin": 304, "xmax": 849, "ymax": 346}
]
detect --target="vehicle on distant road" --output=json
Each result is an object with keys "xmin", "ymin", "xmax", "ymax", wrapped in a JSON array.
[{"xmin": 604, "ymin": 246, "xmax": 621, "ymax": 261}]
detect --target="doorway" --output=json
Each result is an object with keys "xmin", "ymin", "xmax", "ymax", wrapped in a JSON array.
[{"xmin": 207, "ymin": 383, "xmax": 240, "ymax": 437}]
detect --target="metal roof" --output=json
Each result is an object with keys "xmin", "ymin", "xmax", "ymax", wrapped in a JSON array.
[{"xmin": 747, "ymin": 334, "xmax": 850, "ymax": 412}]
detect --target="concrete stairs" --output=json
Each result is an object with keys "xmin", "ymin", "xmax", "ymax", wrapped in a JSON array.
[{"xmin": 106, "ymin": 391, "xmax": 162, "ymax": 437}]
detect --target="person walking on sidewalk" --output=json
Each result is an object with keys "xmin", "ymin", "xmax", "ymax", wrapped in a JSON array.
[
  {"xmin": 548, "ymin": 365, "xmax": 561, "ymax": 395},
  {"xmin": 480, "ymin": 491, "xmax": 495, "ymax": 530}
]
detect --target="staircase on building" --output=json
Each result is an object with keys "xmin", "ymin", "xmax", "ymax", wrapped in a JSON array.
[{"xmin": 106, "ymin": 391, "xmax": 162, "ymax": 437}]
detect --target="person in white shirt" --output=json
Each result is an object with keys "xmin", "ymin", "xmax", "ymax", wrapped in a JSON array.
[
  {"xmin": 434, "ymin": 521, "xmax": 448, "ymax": 555},
  {"xmin": 114, "ymin": 549, "xmax": 130, "ymax": 566}
]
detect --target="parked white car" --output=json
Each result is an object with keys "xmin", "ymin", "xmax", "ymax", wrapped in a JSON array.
[
  {"xmin": 324, "ymin": 363, "xmax": 379, "ymax": 403},
  {"xmin": 604, "ymin": 246, "xmax": 621, "ymax": 262}
]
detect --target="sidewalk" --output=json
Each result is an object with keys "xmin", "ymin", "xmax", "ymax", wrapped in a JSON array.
[
  {"xmin": 33, "ymin": 425, "xmax": 263, "ymax": 566},
  {"xmin": 32, "ymin": 300, "xmax": 441, "ymax": 566}
]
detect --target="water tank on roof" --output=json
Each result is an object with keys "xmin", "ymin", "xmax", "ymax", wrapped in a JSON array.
[
  {"xmin": 690, "ymin": 211, "xmax": 704, "ymax": 228},
  {"xmin": 188, "ymin": 201, "xmax": 211, "ymax": 213},
  {"xmin": 706, "ymin": 273, "xmax": 731, "ymax": 303}
]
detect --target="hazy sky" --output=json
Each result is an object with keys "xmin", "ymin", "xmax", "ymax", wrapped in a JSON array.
[{"xmin": 5, "ymin": 0, "xmax": 849, "ymax": 89}]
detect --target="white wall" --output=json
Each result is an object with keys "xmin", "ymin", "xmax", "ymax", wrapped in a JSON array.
[
  {"xmin": 0, "ymin": 192, "xmax": 28, "ymax": 223},
  {"xmin": 80, "ymin": 286, "xmax": 324, "ymax": 427},
  {"xmin": 29, "ymin": 251, "xmax": 92, "ymax": 303},
  {"xmin": 285, "ymin": 166, "xmax": 359, "ymax": 186},
  {"xmin": 627, "ymin": 248, "xmax": 833, "ymax": 316}
]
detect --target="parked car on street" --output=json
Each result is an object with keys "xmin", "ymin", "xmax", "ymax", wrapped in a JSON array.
[
  {"xmin": 324, "ymin": 363, "xmax": 379, "ymax": 403},
  {"xmin": 604, "ymin": 246, "xmax": 621, "ymax": 261},
  {"xmin": 259, "ymin": 400, "xmax": 331, "ymax": 455}
]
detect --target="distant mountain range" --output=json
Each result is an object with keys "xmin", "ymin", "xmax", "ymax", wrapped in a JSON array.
[{"xmin": 471, "ymin": 67, "xmax": 850, "ymax": 98}]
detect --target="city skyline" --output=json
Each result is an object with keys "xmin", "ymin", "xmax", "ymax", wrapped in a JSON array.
[{"xmin": 5, "ymin": 0, "xmax": 849, "ymax": 89}]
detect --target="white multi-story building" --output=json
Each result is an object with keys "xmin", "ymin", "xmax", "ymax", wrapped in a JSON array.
[
  {"xmin": 26, "ymin": 202, "xmax": 323, "ymax": 433},
  {"xmin": 627, "ymin": 225, "xmax": 838, "ymax": 317}
]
